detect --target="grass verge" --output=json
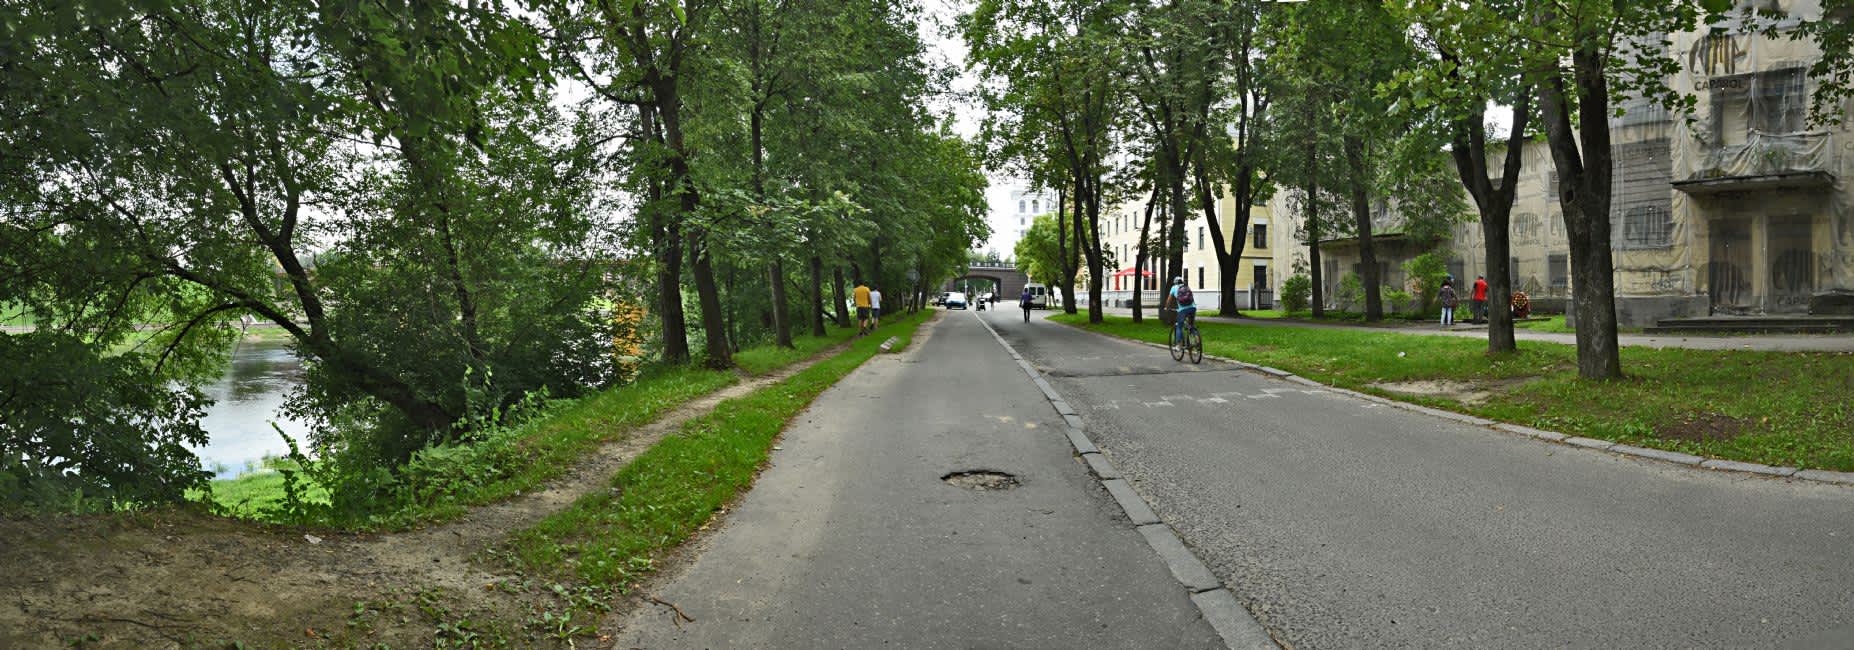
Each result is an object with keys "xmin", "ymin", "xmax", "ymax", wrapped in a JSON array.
[
  {"xmin": 1515, "ymin": 314, "xmax": 1574, "ymax": 333},
  {"xmin": 1052, "ymin": 313, "xmax": 1854, "ymax": 472},
  {"xmin": 499, "ymin": 309, "xmax": 931, "ymax": 596},
  {"xmin": 206, "ymin": 317, "xmax": 894, "ymax": 528}
]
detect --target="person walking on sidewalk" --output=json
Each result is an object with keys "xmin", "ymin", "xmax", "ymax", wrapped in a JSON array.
[
  {"xmin": 1019, "ymin": 286, "xmax": 1034, "ymax": 322},
  {"xmin": 1439, "ymin": 278, "xmax": 1458, "ymax": 328},
  {"xmin": 1471, "ymin": 275, "xmax": 1489, "ymax": 324},
  {"xmin": 870, "ymin": 286, "xmax": 883, "ymax": 327},
  {"xmin": 853, "ymin": 280, "xmax": 873, "ymax": 336}
]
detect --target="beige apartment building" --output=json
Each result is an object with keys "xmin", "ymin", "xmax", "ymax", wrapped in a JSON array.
[
  {"xmin": 1090, "ymin": 191, "xmax": 1279, "ymax": 311},
  {"xmin": 1270, "ymin": 1, "xmax": 1854, "ymax": 326}
]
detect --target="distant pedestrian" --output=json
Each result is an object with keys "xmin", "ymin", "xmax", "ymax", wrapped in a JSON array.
[
  {"xmin": 1439, "ymin": 278, "xmax": 1458, "ymax": 328},
  {"xmin": 870, "ymin": 286, "xmax": 883, "ymax": 327},
  {"xmin": 853, "ymin": 280, "xmax": 873, "ymax": 335},
  {"xmin": 1019, "ymin": 286, "xmax": 1034, "ymax": 322},
  {"xmin": 1471, "ymin": 275, "xmax": 1489, "ymax": 324}
]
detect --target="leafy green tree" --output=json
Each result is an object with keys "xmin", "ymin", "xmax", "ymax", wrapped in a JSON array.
[
  {"xmin": 1, "ymin": 0, "xmax": 615, "ymax": 506},
  {"xmin": 1392, "ymin": 0, "xmax": 1536, "ymax": 353},
  {"xmin": 965, "ymin": 0, "xmax": 1131, "ymax": 322}
]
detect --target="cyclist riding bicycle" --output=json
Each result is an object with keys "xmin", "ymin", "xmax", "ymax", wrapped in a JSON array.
[{"xmin": 1167, "ymin": 276, "xmax": 1197, "ymax": 338}]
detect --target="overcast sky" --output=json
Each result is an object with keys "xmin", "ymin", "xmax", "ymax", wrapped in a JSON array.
[{"xmin": 918, "ymin": 0, "xmax": 1038, "ymax": 257}]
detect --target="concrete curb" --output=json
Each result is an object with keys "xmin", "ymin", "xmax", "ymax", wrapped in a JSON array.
[
  {"xmin": 971, "ymin": 311, "xmax": 1277, "ymax": 650},
  {"xmin": 1045, "ymin": 317, "xmax": 1850, "ymax": 490}
]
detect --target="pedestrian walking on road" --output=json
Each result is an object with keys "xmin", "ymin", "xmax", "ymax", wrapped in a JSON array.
[
  {"xmin": 1471, "ymin": 275, "xmax": 1489, "ymax": 324},
  {"xmin": 1439, "ymin": 278, "xmax": 1458, "ymax": 328},
  {"xmin": 853, "ymin": 280, "xmax": 873, "ymax": 336},
  {"xmin": 1019, "ymin": 287, "xmax": 1034, "ymax": 322},
  {"xmin": 870, "ymin": 286, "xmax": 883, "ymax": 327}
]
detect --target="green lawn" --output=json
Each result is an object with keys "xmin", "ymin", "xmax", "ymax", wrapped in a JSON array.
[
  {"xmin": 502, "ymin": 309, "xmax": 931, "ymax": 595},
  {"xmin": 1515, "ymin": 314, "xmax": 1574, "ymax": 333},
  {"xmin": 205, "ymin": 312, "xmax": 931, "ymax": 528},
  {"xmin": 1052, "ymin": 313, "xmax": 1854, "ymax": 472}
]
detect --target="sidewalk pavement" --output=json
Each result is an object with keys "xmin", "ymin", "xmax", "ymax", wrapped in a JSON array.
[{"xmin": 1093, "ymin": 306, "xmax": 1854, "ymax": 352}]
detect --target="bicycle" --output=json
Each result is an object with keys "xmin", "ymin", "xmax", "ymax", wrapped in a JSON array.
[{"xmin": 1166, "ymin": 308, "xmax": 1202, "ymax": 364}]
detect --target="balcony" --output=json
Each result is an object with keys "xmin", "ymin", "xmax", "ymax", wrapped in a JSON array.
[{"xmin": 1674, "ymin": 132, "xmax": 1837, "ymax": 196}]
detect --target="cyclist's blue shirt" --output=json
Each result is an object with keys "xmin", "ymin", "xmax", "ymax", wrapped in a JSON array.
[{"xmin": 1170, "ymin": 285, "xmax": 1197, "ymax": 314}]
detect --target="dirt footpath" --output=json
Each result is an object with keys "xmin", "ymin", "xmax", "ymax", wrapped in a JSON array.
[{"xmin": 0, "ymin": 343, "xmax": 850, "ymax": 649}]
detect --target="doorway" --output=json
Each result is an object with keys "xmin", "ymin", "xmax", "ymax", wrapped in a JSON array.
[
  {"xmin": 1769, "ymin": 215, "xmax": 1814, "ymax": 313},
  {"xmin": 1708, "ymin": 220, "xmax": 1752, "ymax": 314}
]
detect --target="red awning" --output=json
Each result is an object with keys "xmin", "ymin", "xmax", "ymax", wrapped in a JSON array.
[{"xmin": 1111, "ymin": 267, "xmax": 1154, "ymax": 278}]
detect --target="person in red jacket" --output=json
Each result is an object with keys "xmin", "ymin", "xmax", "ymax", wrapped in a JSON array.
[{"xmin": 1471, "ymin": 275, "xmax": 1489, "ymax": 324}]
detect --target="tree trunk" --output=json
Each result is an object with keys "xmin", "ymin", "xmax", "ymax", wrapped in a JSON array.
[
  {"xmin": 689, "ymin": 235, "xmax": 731, "ymax": 368},
  {"xmin": 1541, "ymin": 48, "xmax": 1622, "ymax": 380},
  {"xmin": 1304, "ymin": 102, "xmax": 1325, "ymax": 318},
  {"xmin": 807, "ymin": 254, "xmax": 827, "ymax": 336},
  {"xmin": 1132, "ymin": 184, "xmax": 1159, "ymax": 324},
  {"xmin": 1199, "ymin": 154, "xmax": 1249, "ymax": 318},
  {"xmin": 1345, "ymin": 135, "xmax": 1383, "ymax": 321},
  {"xmin": 1445, "ymin": 78, "xmax": 1529, "ymax": 355},
  {"xmin": 831, "ymin": 265, "xmax": 850, "ymax": 327},
  {"xmin": 640, "ymin": 105, "xmax": 690, "ymax": 364},
  {"xmin": 653, "ymin": 214, "xmax": 690, "ymax": 364},
  {"xmin": 1079, "ymin": 176, "xmax": 1105, "ymax": 323},
  {"xmin": 1057, "ymin": 181, "xmax": 1079, "ymax": 314}
]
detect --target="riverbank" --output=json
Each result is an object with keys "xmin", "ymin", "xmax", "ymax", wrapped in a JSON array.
[
  {"xmin": 0, "ymin": 310, "xmax": 936, "ymax": 648},
  {"xmin": 1052, "ymin": 313, "xmax": 1854, "ymax": 472}
]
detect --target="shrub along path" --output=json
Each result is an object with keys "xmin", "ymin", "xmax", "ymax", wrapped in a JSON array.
[{"xmin": 0, "ymin": 310, "xmax": 935, "ymax": 649}]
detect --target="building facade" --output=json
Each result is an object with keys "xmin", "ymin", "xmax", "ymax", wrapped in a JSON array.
[
  {"xmin": 1089, "ymin": 190, "xmax": 1279, "ymax": 311},
  {"xmin": 1269, "ymin": 1, "xmax": 1854, "ymax": 325}
]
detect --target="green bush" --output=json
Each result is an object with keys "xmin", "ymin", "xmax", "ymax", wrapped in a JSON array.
[
  {"xmin": 1337, "ymin": 273, "xmax": 1364, "ymax": 311},
  {"xmin": 1404, "ymin": 251, "xmax": 1450, "ymax": 316},
  {"xmin": 1281, "ymin": 274, "xmax": 1312, "ymax": 312},
  {"xmin": 1383, "ymin": 287, "xmax": 1413, "ymax": 315}
]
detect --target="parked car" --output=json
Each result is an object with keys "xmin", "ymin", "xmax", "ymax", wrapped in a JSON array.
[{"xmin": 944, "ymin": 292, "xmax": 968, "ymax": 309}]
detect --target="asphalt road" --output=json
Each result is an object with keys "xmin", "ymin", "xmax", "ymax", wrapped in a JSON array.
[
  {"xmin": 612, "ymin": 312, "xmax": 1221, "ymax": 648},
  {"xmin": 986, "ymin": 307, "xmax": 1854, "ymax": 649}
]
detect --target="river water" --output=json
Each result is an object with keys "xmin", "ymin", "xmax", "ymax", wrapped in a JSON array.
[{"xmin": 191, "ymin": 336, "xmax": 311, "ymax": 477}]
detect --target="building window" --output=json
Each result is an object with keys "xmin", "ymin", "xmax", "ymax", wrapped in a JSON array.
[
  {"xmin": 1198, "ymin": 227, "xmax": 1205, "ymax": 250},
  {"xmin": 1610, "ymin": 138, "xmax": 1673, "ymax": 249},
  {"xmin": 1447, "ymin": 259, "xmax": 1465, "ymax": 284},
  {"xmin": 1252, "ymin": 224, "xmax": 1267, "ymax": 250},
  {"xmin": 1510, "ymin": 256, "xmax": 1521, "ymax": 284},
  {"xmin": 1547, "ymin": 171, "xmax": 1559, "ymax": 203},
  {"xmin": 1253, "ymin": 265, "xmax": 1268, "ymax": 289},
  {"xmin": 1548, "ymin": 254, "xmax": 1569, "ymax": 289},
  {"xmin": 1018, "ymin": 200, "xmax": 1025, "ymax": 213},
  {"xmin": 1623, "ymin": 204, "xmax": 1672, "ymax": 248},
  {"xmin": 1197, "ymin": 266, "xmax": 1204, "ymax": 289},
  {"xmin": 1032, "ymin": 199, "xmax": 1040, "ymax": 213}
]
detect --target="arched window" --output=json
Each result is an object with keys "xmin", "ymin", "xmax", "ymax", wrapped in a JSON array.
[{"xmin": 1032, "ymin": 199, "xmax": 1040, "ymax": 213}]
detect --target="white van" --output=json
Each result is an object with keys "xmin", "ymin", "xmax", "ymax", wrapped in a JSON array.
[{"xmin": 1022, "ymin": 283, "xmax": 1051, "ymax": 309}]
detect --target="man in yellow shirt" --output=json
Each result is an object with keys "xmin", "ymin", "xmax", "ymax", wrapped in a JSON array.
[{"xmin": 853, "ymin": 281, "xmax": 873, "ymax": 335}]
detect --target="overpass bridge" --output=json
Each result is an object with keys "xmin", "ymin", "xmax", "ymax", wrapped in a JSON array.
[{"xmin": 944, "ymin": 262, "xmax": 1031, "ymax": 299}]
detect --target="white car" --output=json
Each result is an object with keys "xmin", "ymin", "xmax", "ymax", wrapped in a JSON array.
[{"xmin": 944, "ymin": 292, "xmax": 969, "ymax": 309}]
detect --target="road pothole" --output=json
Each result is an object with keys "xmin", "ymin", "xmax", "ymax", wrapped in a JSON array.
[{"xmin": 942, "ymin": 470, "xmax": 1021, "ymax": 491}]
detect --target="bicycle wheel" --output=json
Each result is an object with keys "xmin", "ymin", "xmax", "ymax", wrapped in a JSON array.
[
  {"xmin": 1187, "ymin": 328, "xmax": 1203, "ymax": 364},
  {"xmin": 1170, "ymin": 328, "xmax": 1185, "ymax": 361}
]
